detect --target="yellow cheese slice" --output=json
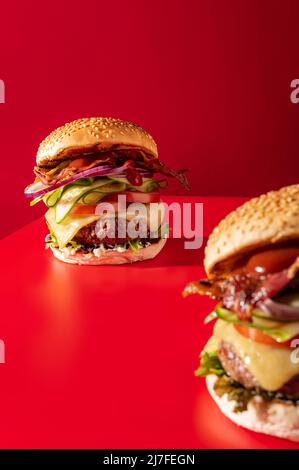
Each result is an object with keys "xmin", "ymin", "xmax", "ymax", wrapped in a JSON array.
[
  {"xmin": 45, "ymin": 208, "xmax": 100, "ymax": 249},
  {"xmin": 204, "ymin": 319, "xmax": 299, "ymax": 391},
  {"xmin": 46, "ymin": 201, "xmax": 166, "ymax": 249}
]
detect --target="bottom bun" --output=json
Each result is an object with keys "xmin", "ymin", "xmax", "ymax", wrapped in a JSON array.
[
  {"xmin": 206, "ymin": 375, "xmax": 299, "ymax": 442},
  {"xmin": 50, "ymin": 238, "xmax": 167, "ymax": 265}
]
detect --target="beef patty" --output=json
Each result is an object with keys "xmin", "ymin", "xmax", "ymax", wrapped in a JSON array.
[
  {"xmin": 74, "ymin": 221, "xmax": 157, "ymax": 246},
  {"xmin": 218, "ymin": 340, "xmax": 299, "ymax": 398},
  {"xmin": 219, "ymin": 341, "xmax": 259, "ymax": 389}
]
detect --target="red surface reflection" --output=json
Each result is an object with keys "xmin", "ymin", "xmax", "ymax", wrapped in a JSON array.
[{"xmin": 0, "ymin": 199, "xmax": 298, "ymax": 448}]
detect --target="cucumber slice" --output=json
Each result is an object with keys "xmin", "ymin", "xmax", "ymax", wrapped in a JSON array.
[
  {"xmin": 55, "ymin": 180, "xmax": 127, "ymax": 223},
  {"xmin": 129, "ymin": 179, "xmax": 167, "ymax": 193},
  {"xmin": 30, "ymin": 195, "xmax": 44, "ymax": 206},
  {"xmin": 43, "ymin": 178, "xmax": 95, "ymax": 209},
  {"xmin": 55, "ymin": 179, "xmax": 111, "ymax": 223},
  {"xmin": 80, "ymin": 181, "xmax": 126, "ymax": 205},
  {"xmin": 107, "ymin": 176, "xmax": 167, "ymax": 193},
  {"xmin": 90, "ymin": 181, "xmax": 126, "ymax": 194},
  {"xmin": 44, "ymin": 186, "xmax": 65, "ymax": 207},
  {"xmin": 80, "ymin": 192, "xmax": 106, "ymax": 205},
  {"xmin": 214, "ymin": 305, "xmax": 299, "ymax": 342},
  {"xmin": 71, "ymin": 177, "xmax": 95, "ymax": 186}
]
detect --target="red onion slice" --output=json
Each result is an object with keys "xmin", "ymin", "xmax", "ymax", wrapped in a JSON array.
[
  {"xmin": 24, "ymin": 162, "xmax": 134, "ymax": 199},
  {"xmin": 257, "ymin": 298, "xmax": 299, "ymax": 321}
]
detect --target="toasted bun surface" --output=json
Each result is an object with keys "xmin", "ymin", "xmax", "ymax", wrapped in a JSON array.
[
  {"xmin": 50, "ymin": 238, "xmax": 166, "ymax": 265},
  {"xmin": 206, "ymin": 375, "xmax": 299, "ymax": 442},
  {"xmin": 36, "ymin": 117, "xmax": 158, "ymax": 166},
  {"xmin": 204, "ymin": 184, "xmax": 299, "ymax": 277}
]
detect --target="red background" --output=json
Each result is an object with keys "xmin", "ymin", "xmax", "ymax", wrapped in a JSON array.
[
  {"xmin": 0, "ymin": 0, "xmax": 299, "ymax": 237},
  {"xmin": 0, "ymin": 1, "xmax": 299, "ymax": 450}
]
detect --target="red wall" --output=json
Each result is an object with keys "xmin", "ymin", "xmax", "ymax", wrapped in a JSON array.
[{"xmin": 0, "ymin": 0, "xmax": 299, "ymax": 237}]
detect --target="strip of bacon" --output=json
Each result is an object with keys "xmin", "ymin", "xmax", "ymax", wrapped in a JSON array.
[
  {"xmin": 34, "ymin": 157, "xmax": 111, "ymax": 184},
  {"xmin": 183, "ymin": 257, "xmax": 299, "ymax": 321},
  {"xmin": 34, "ymin": 149, "xmax": 189, "ymax": 190}
]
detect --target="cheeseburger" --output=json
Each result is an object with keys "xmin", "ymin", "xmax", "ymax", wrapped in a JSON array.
[
  {"xmin": 25, "ymin": 117, "xmax": 188, "ymax": 265},
  {"xmin": 184, "ymin": 185, "xmax": 299, "ymax": 441}
]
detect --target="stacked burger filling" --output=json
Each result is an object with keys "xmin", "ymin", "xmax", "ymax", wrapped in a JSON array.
[{"xmin": 184, "ymin": 243, "xmax": 299, "ymax": 412}]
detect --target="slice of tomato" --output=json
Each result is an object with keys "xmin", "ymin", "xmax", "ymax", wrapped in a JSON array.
[
  {"xmin": 68, "ymin": 158, "xmax": 92, "ymax": 169},
  {"xmin": 245, "ymin": 247, "xmax": 299, "ymax": 274},
  {"xmin": 104, "ymin": 191, "xmax": 161, "ymax": 204},
  {"xmin": 71, "ymin": 204, "xmax": 97, "ymax": 215},
  {"xmin": 234, "ymin": 324, "xmax": 298, "ymax": 349},
  {"xmin": 71, "ymin": 192, "xmax": 161, "ymax": 216}
]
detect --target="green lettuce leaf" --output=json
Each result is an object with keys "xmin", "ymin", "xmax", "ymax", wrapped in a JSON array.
[
  {"xmin": 195, "ymin": 351, "xmax": 225, "ymax": 377},
  {"xmin": 213, "ymin": 375, "xmax": 257, "ymax": 412},
  {"xmin": 128, "ymin": 239, "xmax": 144, "ymax": 252}
]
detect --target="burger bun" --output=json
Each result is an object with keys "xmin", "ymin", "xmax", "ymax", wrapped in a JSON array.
[
  {"xmin": 206, "ymin": 375, "xmax": 299, "ymax": 442},
  {"xmin": 50, "ymin": 238, "xmax": 167, "ymax": 265}
]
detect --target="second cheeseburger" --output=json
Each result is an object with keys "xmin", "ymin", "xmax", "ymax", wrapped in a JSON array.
[
  {"xmin": 184, "ymin": 184, "xmax": 299, "ymax": 441},
  {"xmin": 25, "ymin": 117, "xmax": 188, "ymax": 265}
]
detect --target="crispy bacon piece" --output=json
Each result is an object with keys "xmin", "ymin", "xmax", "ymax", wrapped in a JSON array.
[
  {"xmin": 34, "ymin": 149, "xmax": 189, "ymax": 190},
  {"xmin": 183, "ymin": 257, "xmax": 299, "ymax": 320},
  {"xmin": 34, "ymin": 157, "xmax": 111, "ymax": 185},
  {"xmin": 138, "ymin": 153, "xmax": 189, "ymax": 190}
]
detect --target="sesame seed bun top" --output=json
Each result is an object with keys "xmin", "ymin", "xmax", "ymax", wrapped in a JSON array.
[
  {"xmin": 36, "ymin": 117, "xmax": 158, "ymax": 167},
  {"xmin": 204, "ymin": 184, "xmax": 299, "ymax": 277}
]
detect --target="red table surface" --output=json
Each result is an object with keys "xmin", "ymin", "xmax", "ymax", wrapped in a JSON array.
[{"xmin": 0, "ymin": 196, "xmax": 298, "ymax": 449}]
